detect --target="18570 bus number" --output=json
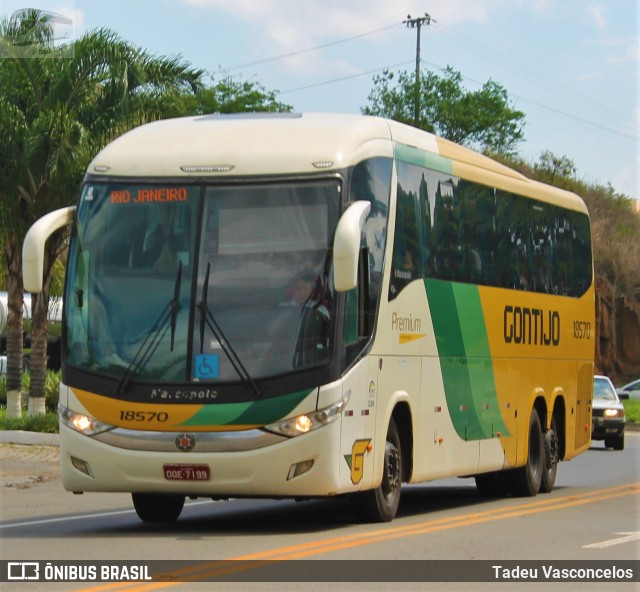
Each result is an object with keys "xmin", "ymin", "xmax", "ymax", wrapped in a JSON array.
[
  {"xmin": 573, "ymin": 320, "xmax": 592, "ymax": 340},
  {"xmin": 119, "ymin": 410, "xmax": 169, "ymax": 422}
]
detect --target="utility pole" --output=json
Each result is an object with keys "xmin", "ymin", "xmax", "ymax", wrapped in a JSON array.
[{"xmin": 404, "ymin": 13, "xmax": 432, "ymax": 127}]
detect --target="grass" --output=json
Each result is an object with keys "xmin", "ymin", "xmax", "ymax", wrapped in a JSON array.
[
  {"xmin": 0, "ymin": 407, "xmax": 59, "ymax": 433},
  {"xmin": 623, "ymin": 400, "xmax": 640, "ymax": 424}
]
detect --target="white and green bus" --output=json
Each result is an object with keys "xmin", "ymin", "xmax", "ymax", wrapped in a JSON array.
[{"xmin": 23, "ymin": 113, "xmax": 595, "ymax": 523}]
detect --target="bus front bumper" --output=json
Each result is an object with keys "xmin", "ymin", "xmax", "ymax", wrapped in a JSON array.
[{"xmin": 59, "ymin": 421, "xmax": 345, "ymax": 498}]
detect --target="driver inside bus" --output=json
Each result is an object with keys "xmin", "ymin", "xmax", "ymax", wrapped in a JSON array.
[{"xmin": 142, "ymin": 219, "xmax": 181, "ymax": 271}]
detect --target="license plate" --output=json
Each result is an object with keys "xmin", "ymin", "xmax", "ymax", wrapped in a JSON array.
[{"xmin": 163, "ymin": 464, "xmax": 210, "ymax": 481}]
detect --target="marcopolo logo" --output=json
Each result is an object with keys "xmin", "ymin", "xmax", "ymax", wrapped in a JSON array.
[{"xmin": 175, "ymin": 433, "xmax": 196, "ymax": 452}]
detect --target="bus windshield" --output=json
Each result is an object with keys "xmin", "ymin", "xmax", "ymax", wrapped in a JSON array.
[{"xmin": 64, "ymin": 180, "xmax": 341, "ymax": 385}]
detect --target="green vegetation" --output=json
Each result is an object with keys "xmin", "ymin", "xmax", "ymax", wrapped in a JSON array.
[
  {"xmin": 623, "ymin": 400, "xmax": 640, "ymax": 425},
  {"xmin": 0, "ymin": 369, "xmax": 60, "ymax": 432},
  {"xmin": 0, "ymin": 370, "xmax": 60, "ymax": 411},
  {"xmin": 364, "ymin": 65, "xmax": 525, "ymax": 155},
  {"xmin": 0, "ymin": 407, "xmax": 58, "ymax": 432}
]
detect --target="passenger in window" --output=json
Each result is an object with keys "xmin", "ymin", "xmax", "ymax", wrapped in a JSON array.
[
  {"xmin": 283, "ymin": 271, "xmax": 316, "ymax": 307},
  {"xmin": 395, "ymin": 249, "xmax": 417, "ymax": 281}
]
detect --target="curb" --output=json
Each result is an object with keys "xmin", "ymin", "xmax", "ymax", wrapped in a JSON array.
[{"xmin": 0, "ymin": 430, "xmax": 59, "ymax": 446}]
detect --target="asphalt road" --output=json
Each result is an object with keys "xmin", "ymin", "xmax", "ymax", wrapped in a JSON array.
[{"xmin": 1, "ymin": 430, "xmax": 638, "ymax": 591}]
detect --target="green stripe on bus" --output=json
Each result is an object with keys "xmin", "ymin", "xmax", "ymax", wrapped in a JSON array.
[
  {"xmin": 425, "ymin": 279, "xmax": 509, "ymax": 440},
  {"xmin": 394, "ymin": 144, "xmax": 454, "ymax": 175},
  {"xmin": 178, "ymin": 388, "xmax": 315, "ymax": 427}
]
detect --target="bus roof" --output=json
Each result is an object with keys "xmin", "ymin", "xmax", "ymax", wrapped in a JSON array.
[{"xmin": 87, "ymin": 112, "xmax": 587, "ymax": 214}]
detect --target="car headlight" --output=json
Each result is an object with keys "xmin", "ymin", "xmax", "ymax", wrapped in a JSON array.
[
  {"xmin": 603, "ymin": 408, "xmax": 625, "ymax": 418},
  {"xmin": 59, "ymin": 404, "xmax": 115, "ymax": 436},
  {"xmin": 265, "ymin": 392, "xmax": 350, "ymax": 437}
]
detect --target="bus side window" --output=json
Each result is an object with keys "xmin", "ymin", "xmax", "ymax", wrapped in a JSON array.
[
  {"xmin": 344, "ymin": 157, "xmax": 391, "ymax": 367},
  {"xmin": 460, "ymin": 181, "xmax": 496, "ymax": 285},
  {"xmin": 391, "ymin": 194, "xmax": 420, "ymax": 296},
  {"xmin": 390, "ymin": 175, "xmax": 421, "ymax": 300},
  {"xmin": 496, "ymin": 191, "xmax": 532, "ymax": 290}
]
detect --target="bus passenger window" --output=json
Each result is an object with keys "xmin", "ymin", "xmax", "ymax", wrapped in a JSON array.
[{"xmin": 390, "ymin": 189, "xmax": 421, "ymax": 299}]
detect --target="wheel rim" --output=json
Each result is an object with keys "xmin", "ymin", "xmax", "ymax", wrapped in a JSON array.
[
  {"xmin": 381, "ymin": 440, "xmax": 401, "ymax": 502},
  {"xmin": 529, "ymin": 417, "xmax": 543, "ymax": 482},
  {"xmin": 545, "ymin": 429, "xmax": 559, "ymax": 469}
]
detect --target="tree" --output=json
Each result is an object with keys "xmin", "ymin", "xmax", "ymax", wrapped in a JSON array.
[
  {"xmin": 363, "ymin": 66, "xmax": 526, "ymax": 155},
  {"xmin": 0, "ymin": 10, "xmax": 203, "ymax": 416},
  {"xmin": 175, "ymin": 73, "xmax": 293, "ymax": 115},
  {"xmin": 534, "ymin": 150, "xmax": 577, "ymax": 187}
]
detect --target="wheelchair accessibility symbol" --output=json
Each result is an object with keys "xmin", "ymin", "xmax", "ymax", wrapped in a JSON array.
[{"xmin": 194, "ymin": 354, "xmax": 219, "ymax": 379}]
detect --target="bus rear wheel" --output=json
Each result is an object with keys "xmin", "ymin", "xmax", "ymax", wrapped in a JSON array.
[
  {"xmin": 508, "ymin": 408, "xmax": 544, "ymax": 497},
  {"xmin": 351, "ymin": 418, "xmax": 402, "ymax": 522},
  {"xmin": 132, "ymin": 493, "xmax": 185, "ymax": 523}
]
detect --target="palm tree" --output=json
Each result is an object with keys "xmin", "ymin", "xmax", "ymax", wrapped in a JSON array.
[{"xmin": 1, "ymin": 10, "xmax": 203, "ymax": 416}]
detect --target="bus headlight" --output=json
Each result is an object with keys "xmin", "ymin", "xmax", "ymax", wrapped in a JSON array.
[
  {"xmin": 59, "ymin": 405, "xmax": 115, "ymax": 436},
  {"xmin": 265, "ymin": 392, "xmax": 350, "ymax": 437}
]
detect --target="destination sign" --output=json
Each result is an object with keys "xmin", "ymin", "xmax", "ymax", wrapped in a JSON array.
[{"xmin": 110, "ymin": 188, "xmax": 188, "ymax": 204}]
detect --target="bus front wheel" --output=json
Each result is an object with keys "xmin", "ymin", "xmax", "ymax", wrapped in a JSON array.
[
  {"xmin": 351, "ymin": 418, "xmax": 402, "ymax": 522},
  {"xmin": 508, "ymin": 408, "xmax": 544, "ymax": 497},
  {"xmin": 132, "ymin": 493, "xmax": 185, "ymax": 523}
]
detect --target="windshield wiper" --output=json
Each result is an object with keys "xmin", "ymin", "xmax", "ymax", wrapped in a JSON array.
[
  {"xmin": 117, "ymin": 262, "xmax": 182, "ymax": 394},
  {"xmin": 197, "ymin": 262, "xmax": 260, "ymax": 397}
]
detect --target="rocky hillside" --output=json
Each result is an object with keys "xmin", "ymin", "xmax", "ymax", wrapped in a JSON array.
[{"xmin": 596, "ymin": 275, "xmax": 640, "ymax": 383}]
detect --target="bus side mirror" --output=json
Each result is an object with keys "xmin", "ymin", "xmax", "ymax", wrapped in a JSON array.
[
  {"xmin": 333, "ymin": 201, "xmax": 371, "ymax": 292},
  {"xmin": 23, "ymin": 206, "xmax": 76, "ymax": 293}
]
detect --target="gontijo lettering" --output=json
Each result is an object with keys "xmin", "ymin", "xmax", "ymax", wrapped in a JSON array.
[
  {"xmin": 110, "ymin": 188, "xmax": 188, "ymax": 203},
  {"xmin": 504, "ymin": 305, "xmax": 560, "ymax": 346}
]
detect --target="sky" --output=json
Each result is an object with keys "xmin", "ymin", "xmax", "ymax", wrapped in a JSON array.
[{"xmin": 2, "ymin": 0, "xmax": 638, "ymax": 199}]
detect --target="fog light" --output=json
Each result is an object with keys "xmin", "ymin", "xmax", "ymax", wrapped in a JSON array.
[
  {"xmin": 287, "ymin": 459, "xmax": 314, "ymax": 480},
  {"xmin": 70, "ymin": 456, "xmax": 94, "ymax": 477}
]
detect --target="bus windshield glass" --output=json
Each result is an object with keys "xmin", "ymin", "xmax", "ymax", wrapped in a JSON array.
[{"xmin": 64, "ymin": 180, "xmax": 341, "ymax": 384}]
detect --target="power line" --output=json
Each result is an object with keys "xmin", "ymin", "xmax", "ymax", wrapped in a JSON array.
[
  {"xmin": 431, "ymin": 21, "xmax": 637, "ymax": 134},
  {"xmin": 219, "ymin": 16, "xmax": 636, "ymax": 145},
  {"xmin": 227, "ymin": 22, "xmax": 401, "ymax": 71},
  {"xmin": 279, "ymin": 59, "xmax": 415, "ymax": 95},
  {"xmin": 280, "ymin": 56, "xmax": 636, "ymax": 145}
]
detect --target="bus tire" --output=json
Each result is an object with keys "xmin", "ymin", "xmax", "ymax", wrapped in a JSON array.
[
  {"xmin": 132, "ymin": 493, "xmax": 185, "ymax": 523},
  {"xmin": 508, "ymin": 408, "xmax": 544, "ymax": 497},
  {"xmin": 539, "ymin": 417, "xmax": 559, "ymax": 493},
  {"xmin": 351, "ymin": 418, "xmax": 402, "ymax": 522}
]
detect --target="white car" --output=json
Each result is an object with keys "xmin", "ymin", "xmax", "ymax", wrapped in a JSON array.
[
  {"xmin": 617, "ymin": 379, "xmax": 640, "ymax": 400},
  {"xmin": 592, "ymin": 375, "xmax": 626, "ymax": 450}
]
